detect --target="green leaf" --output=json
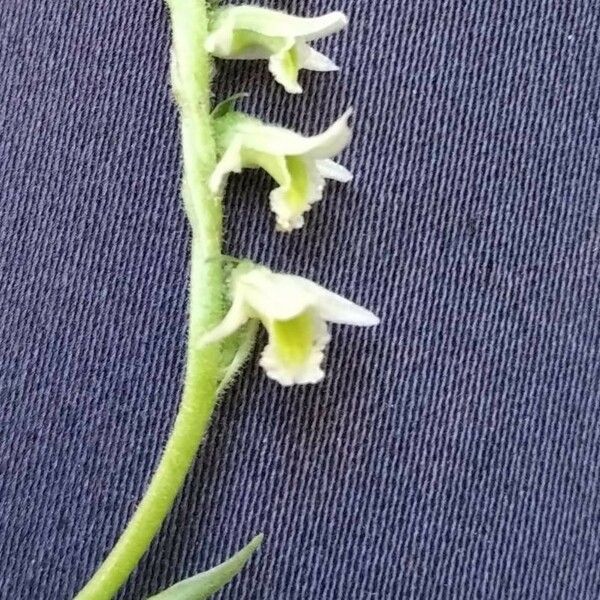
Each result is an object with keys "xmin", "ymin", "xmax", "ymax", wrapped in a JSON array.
[{"xmin": 147, "ymin": 534, "xmax": 264, "ymax": 600}]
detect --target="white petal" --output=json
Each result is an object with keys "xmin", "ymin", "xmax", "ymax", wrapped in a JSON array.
[
  {"xmin": 302, "ymin": 109, "xmax": 353, "ymax": 158},
  {"xmin": 297, "ymin": 43, "xmax": 339, "ymax": 72},
  {"xmin": 260, "ymin": 316, "xmax": 330, "ymax": 386},
  {"xmin": 196, "ymin": 296, "xmax": 250, "ymax": 347},
  {"xmin": 237, "ymin": 268, "xmax": 316, "ymax": 321},
  {"xmin": 214, "ymin": 7, "xmax": 348, "ymax": 43},
  {"xmin": 316, "ymin": 158, "xmax": 353, "ymax": 182},
  {"xmin": 288, "ymin": 276, "xmax": 380, "ymax": 326},
  {"xmin": 237, "ymin": 109, "xmax": 353, "ymax": 160},
  {"xmin": 238, "ymin": 124, "xmax": 312, "ymax": 155},
  {"xmin": 209, "ymin": 139, "xmax": 243, "ymax": 193}
]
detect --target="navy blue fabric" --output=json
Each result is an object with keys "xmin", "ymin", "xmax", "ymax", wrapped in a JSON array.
[{"xmin": 2, "ymin": 0, "xmax": 600, "ymax": 598}]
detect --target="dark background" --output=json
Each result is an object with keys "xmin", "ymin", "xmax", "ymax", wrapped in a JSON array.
[{"xmin": 2, "ymin": 0, "xmax": 600, "ymax": 598}]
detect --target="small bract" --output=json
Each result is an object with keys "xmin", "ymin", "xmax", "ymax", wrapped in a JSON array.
[
  {"xmin": 198, "ymin": 264, "xmax": 379, "ymax": 386},
  {"xmin": 206, "ymin": 6, "xmax": 348, "ymax": 93}
]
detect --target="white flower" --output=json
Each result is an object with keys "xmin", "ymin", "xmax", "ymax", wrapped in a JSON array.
[
  {"xmin": 198, "ymin": 265, "xmax": 379, "ymax": 386},
  {"xmin": 210, "ymin": 109, "xmax": 353, "ymax": 231},
  {"xmin": 206, "ymin": 6, "xmax": 348, "ymax": 93}
]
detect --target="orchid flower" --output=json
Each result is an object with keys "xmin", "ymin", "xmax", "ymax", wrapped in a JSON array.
[
  {"xmin": 211, "ymin": 109, "xmax": 353, "ymax": 231},
  {"xmin": 206, "ymin": 6, "xmax": 348, "ymax": 93},
  {"xmin": 198, "ymin": 264, "xmax": 379, "ymax": 386}
]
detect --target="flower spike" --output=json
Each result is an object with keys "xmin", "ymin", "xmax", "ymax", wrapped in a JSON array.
[
  {"xmin": 211, "ymin": 109, "xmax": 353, "ymax": 231},
  {"xmin": 206, "ymin": 6, "xmax": 348, "ymax": 93},
  {"xmin": 198, "ymin": 264, "xmax": 379, "ymax": 386}
]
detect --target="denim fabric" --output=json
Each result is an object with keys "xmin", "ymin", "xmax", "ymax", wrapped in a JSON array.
[{"xmin": 1, "ymin": 0, "xmax": 600, "ymax": 598}]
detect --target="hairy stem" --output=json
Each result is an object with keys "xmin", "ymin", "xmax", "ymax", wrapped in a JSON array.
[{"xmin": 75, "ymin": 1, "xmax": 222, "ymax": 598}]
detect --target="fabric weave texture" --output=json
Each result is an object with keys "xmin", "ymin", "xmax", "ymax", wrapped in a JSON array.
[{"xmin": 1, "ymin": 0, "xmax": 600, "ymax": 598}]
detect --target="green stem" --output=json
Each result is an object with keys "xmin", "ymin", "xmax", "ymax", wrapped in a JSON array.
[{"xmin": 75, "ymin": 1, "xmax": 222, "ymax": 598}]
